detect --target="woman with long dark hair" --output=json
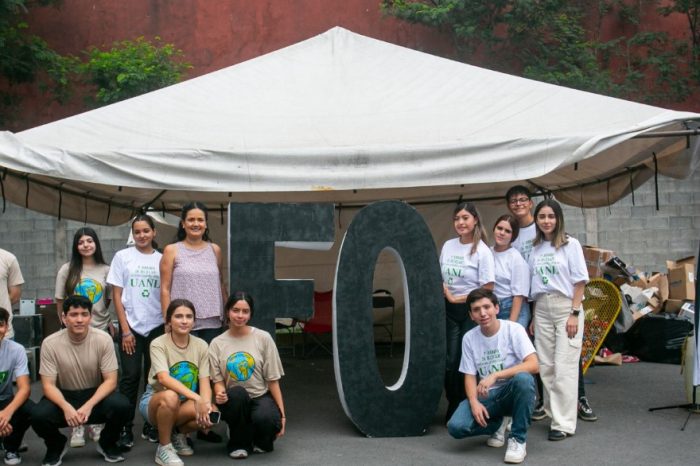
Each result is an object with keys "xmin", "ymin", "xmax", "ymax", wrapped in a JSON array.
[
  {"xmin": 209, "ymin": 292, "xmax": 285, "ymax": 459},
  {"xmin": 108, "ymin": 214, "xmax": 165, "ymax": 448},
  {"xmin": 160, "ymin": 202, "xmax": 226, "ymax": 344},
  {"xmin": 528, "ymin": 199, "xmax": 588, "ymax": 441},
  {"xmin": 440, "ymin": 202, "xmax": 495, "ymax": 423}
]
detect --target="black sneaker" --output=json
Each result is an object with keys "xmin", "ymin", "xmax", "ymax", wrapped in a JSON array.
[
  {"xmin": 578, "ymin": 396, "xmax": 598, "ymax": 422},
  {"xmin": 196, "ymin": 429, "xmax": 223, "ymax": 443},
  {"xmin": 141, "ymin": 423, "xmax": 158, "ymax": 443},
  {"xmin": 96, "ymin": 440, "xmax": 125, "ymax": 463},
  {"xmin": 531, "ymin": 401, "xmax": 547, "ymax": 421},
  {"xmin": 116, "ymin": 428, "xmax": 134, "ymax": 451},
  {"xmin": 41, "ymin": 435, "xmax": 68, "ymax": 466}
]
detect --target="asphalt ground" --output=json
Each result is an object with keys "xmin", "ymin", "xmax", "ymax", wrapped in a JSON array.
[{"xmin": 6, "ymin": 345, "xmax": 700, "ymax": 466}]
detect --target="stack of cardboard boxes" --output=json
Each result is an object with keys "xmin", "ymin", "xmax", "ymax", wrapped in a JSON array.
[{"xmin": 583, "ymin": 246, "xmax": 695, "ymax": 323}]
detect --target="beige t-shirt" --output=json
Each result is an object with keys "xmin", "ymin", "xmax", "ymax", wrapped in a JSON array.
[
  {"xmin": 148, "ymin": 333, "xmax": 210, "ymax": 395},
  {"xmin": 0, "ymin": 249, "xmax": 24, "ymax": 339},
  {"xmin": 209, "ymin": 328, "xmax": 284, "ymax": 398},
  {"xmin": 55, "ymin": 262, "xmax": 111, "ymax": 330},
  {"xmin": 39, "ymin": 327, "xmax": 119, "ymax": 391}
]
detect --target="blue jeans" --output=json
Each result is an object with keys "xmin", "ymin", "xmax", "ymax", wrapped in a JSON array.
[
  {"xmin": 497, "ymin": 297, "xmax": 531, "ymax": 329},
  {"xmin": 447, "ymin": 372, "xmax": 536, "ymax": 444}
]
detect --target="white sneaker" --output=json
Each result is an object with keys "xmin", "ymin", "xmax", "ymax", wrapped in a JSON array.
[
  {"xmin": 88, "ymin": 424, "xmax": 103, "ymax": 442},
  {"xmin": 171, "ymin": 433, "xmax": 193, "ymax": 456},
  {"xmin": 155, "ymin": 444, "xmax": 184, "ymax": 466},
  {"xmin": 70, "ymin": 425, "xmax": 86, "ymax": 448},
  {"xmin": 4, "ymin": 451, "xmax": 22, "ymax": 465},
  {"xmin": 229, "ymin": 449, "xmax": 248, "ymax": 459},
  {"xmin": 486, "ymin": 418, "xmax": 507, "ymax": 448},
  {"xmin": 504, "ymin": 438, "xmax": 527, "ymax": 464}
]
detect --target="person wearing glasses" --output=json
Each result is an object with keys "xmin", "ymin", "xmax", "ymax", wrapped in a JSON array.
[{"xmin": 506, "ymin": 186, "xmax": 597, "ymax": 424}]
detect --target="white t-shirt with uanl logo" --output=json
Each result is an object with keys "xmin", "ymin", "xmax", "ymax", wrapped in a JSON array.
[
  {"xmin": 528, "ymin": 236, "xmax": 588, "ymax": 300},
  {"xmin": 107, "ymin": 246, "xmax": 163, "ymax": 336},
  {"xmin": 511, "ymin": 222, "xmax": 536, "ymax": 263},
  {"xmin": 459, "ymin": 320, "xmax": 536, "ymax": 391},
  {"xmin": 440, "ymin": 238, "xmax": 495, "ymax": 297}
]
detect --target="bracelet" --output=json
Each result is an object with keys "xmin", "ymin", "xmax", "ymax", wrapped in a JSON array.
[{"xmin": 121, "ymin": 331, "xmax": 132, "ymax": 338}]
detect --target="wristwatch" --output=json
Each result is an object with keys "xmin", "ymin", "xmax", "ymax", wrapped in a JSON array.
[{"xmin": 570, "ymin": 308, "xmax": 581, "ymax": 316}]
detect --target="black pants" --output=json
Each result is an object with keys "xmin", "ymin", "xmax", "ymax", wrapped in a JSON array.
[
  {"xmin": 31, "ymin": 388, "xmax": 130, "ymax": 449},
  {"xmin": 444, "ymin": 301, "xmax": 476, "ymax": 411},
  {"xmin": 217, "ymin": 386, "xmax": 281, "ymax": 453},
  {"xmin": 119, "ymin": 324, "xmax": 165, "ymax": 427},
  {"xmin": 0, "ymin": 397, "xmax": 35, "ymax": 453}
]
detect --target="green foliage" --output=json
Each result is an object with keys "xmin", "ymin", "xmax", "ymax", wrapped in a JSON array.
[
  {"xmin": 659, "ymin": 0, "xmax": 700, "ymax": 82},
  {"xmin": 79, "ymin": 37, "xmax": 191, "ymax": 106},
  {"xmin": 0, "ymin": 0, "xmax": 74, "ymax": 127},
  {"xmin": 382, "ymin": 0, "xmax": 697, "ymax": 103}
]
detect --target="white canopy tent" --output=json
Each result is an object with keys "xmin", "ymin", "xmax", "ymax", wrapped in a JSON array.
[{"xmin": 0, "ymin": 26, "xmax": 698, "ymax": 225}]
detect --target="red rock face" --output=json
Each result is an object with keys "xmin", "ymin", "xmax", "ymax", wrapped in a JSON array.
[{"xmin": 10, "ymin": 0, "xmax": 452, "ymax": 130}]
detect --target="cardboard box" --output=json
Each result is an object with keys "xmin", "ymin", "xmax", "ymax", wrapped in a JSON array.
[
  {"xmin": 583, "ymin": 246, "xmax": 615, "ymax": 279},
  {"xmin": 620, "ymin": 284, "xmax": 662, "ymax": 314},
  {"xmin": 664, "ymin": 299, "xmax": 686, "ymax": 314},
  {"xmin": 630, "ymin": 272, "xmax": 669, "ymax": 310},
  {"xmin": 667, "ymin": 256, "xmax": 696, "ymax": 301}
]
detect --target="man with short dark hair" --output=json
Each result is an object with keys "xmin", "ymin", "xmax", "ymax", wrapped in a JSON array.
[
  {"xmin": 32, "ymin": 295, "xmax": 130, "ymax": 465},
  {"xmin": 0, "ymin": 248, "xmax": 24, "ymax": 340},
  {"xmin": 447, "ymin": 288, "xmax": 538, "ymax": 464},
  {"xmin": 0, "ymin": 306, "xmax": 34, "ymax": 465}
]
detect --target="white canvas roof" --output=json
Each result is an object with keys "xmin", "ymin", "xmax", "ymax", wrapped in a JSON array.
[{"xmin": 0, "ymin": 26, "xmax": 698, "ymax": 224}]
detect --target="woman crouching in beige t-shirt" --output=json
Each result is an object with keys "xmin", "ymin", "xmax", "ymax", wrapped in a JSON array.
[
  {"xmin": 138, "ymin": 299, "xmax": 218, "ymax": 466},
  {"xmin": 209, "ymin": 292, "xmax": 286, "ymax": 459}
]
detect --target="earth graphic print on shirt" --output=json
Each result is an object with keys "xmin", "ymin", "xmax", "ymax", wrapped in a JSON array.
[
  {"xmin": 74, "ymin": 278, "xmax": 104, "ymax": 304},
  {"xmin": 227, "ymin": 352, "xmax": 255, "ymax": 381},
  {"xmin": 170, "ymin": 361, "xmax": 199, "ymax": 399},
  {"xmin": 533, "ymin": 253, "xmax": 558, "ymax": 286}
]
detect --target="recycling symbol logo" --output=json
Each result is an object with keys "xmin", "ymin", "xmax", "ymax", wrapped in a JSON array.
[{"xmin": 142, "ymin": 289, "xmax": 150, "ymax": 298}]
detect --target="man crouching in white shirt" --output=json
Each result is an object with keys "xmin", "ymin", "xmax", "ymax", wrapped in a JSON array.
[{"xmin": 447, "ymin": 288, "xmax": 538, "ymax": 464}]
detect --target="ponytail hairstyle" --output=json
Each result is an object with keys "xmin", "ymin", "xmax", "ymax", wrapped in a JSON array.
[
  {"xmin": 453, "ymin": 202, "xmax": 488, "ymax": 255},
  {"xmin": 176, "ymin": 201, "xmax": 210, "ymax": 242},
  {"xmin": 65, "ymin": 227, "xmax": 106, "ymax": 297},
  {"xmin": 533, "ymin": 199, "xmax": 569, "ymax": 249},
  {"xmin": 224, "ymin": 291, "xmax": 255, "ymax": 325},
  {"xmin": 132, "ymin": 214, "xmax": 159, "ymax": 250}
]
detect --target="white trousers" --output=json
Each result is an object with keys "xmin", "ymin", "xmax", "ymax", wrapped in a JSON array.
[{"xmin": 534, "ymin": 292, "xmax": 584, "ymax": 434}]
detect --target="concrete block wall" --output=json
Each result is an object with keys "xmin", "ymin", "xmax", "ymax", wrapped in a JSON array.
[{"xmin": 561, "ymin": 170, "xmax": 700, "ymax": 274}]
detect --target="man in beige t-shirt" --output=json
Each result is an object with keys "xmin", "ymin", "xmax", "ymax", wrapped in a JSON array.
[
  {"xmin": 0, "ymin": 248, "xmax": 24, "ymax": 339},
  {"xmin": 32, "ymin": 295, "xmax": 130, "ymax": 465}
]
